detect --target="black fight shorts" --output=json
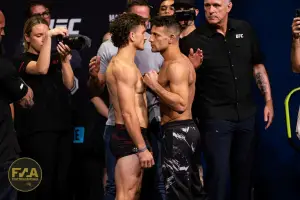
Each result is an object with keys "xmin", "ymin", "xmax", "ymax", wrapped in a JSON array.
[
  {"xmin": 162, "ymin": 119, "xmax": 206, "ymax": 200},
  {"xmin": 110, "ymin": 124, "xmax": 151, "ymax": 159}
]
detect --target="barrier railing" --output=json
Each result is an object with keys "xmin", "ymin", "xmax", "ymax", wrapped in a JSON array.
[{"xmin": 284, "ymin": 87, "xmax": 300, "ymax": 152}]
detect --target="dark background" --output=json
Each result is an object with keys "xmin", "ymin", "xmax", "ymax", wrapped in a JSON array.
[{"xmin": 1, "ymin": 0, "xmax": 300, "ymax": 199}]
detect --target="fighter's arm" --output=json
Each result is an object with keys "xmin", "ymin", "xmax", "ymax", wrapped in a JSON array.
[
  {"xmin": 146, "ymin": 63, "xmax": 189, "ymax": 113},
  {"xmin": 115, "ymin": 66, "xmax": 147, "ymax": 149}
]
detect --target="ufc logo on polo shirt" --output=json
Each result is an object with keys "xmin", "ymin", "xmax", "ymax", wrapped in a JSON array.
[{"xmin": 236, "ymin": 34, "xmax": 244, "ymax": 39}]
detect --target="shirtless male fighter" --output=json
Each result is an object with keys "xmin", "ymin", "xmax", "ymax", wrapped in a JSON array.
[
  {"xmin": 143, "ymin": 16, "xmax": 204, "ymax": 200},
  {"xmin": 106, "ymin": 13, "xmax": 155, "ymax": 200}
]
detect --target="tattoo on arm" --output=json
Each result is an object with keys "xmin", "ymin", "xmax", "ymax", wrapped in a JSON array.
[
  {"xmin": 254, "ymin": 64, "xmax": 272, "ymax": 102},
  {"xmin": 19, "ymin": 96, "xmax": 34, "ymax": 108},
  {"xmin": 255, "ymin": 72, "xmax": 266, "ymax": 94}
]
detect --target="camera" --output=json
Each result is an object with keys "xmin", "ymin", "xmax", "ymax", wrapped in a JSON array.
[
  {"xmin": 174, "ymin": 9, "xmax": 196, "ymax": 21},
  {"xmin": 56, "ymin": 34, "xmax": 91, "ymax": 51}
]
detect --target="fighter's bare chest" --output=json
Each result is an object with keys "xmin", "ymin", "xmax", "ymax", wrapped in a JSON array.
[
  {"xmin": 136, "ymin": 74, "xmax": 146, "ymax": 93},
  {"xmin": 158, "ymin": 69, "xmax": 168, "ymax": 88}
]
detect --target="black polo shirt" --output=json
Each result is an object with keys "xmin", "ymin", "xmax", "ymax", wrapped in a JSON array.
[
  {"xmin": 13, "ymin": 52, "xmax": 72, "ymax": 136},
  {"xmin": 180, "ymin": 18, "xmax": 264, "ymax": 121}
]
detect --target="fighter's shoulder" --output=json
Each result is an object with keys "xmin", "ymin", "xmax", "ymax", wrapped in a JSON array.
[
  {"xmin": 166, "ymin": 59, "xmax": 189, "ymax": 75},
  {"xmin": 110, "ymin": 58, "xmax": 136, "ymax": 78},
  {"xmin": 110, "ymin": 57, "xmax": 130, "ymax": 69},
  {"xmin": 170, "ymin": 57, "xmax": 191, "ymax": 69}
]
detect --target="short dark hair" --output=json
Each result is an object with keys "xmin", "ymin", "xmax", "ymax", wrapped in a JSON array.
[
  {"xmin": 126, "ymin": 0, "xmax": 152, "ymax": 12},
  {"xmin": 109, "ymin": 13, "xmax": 146, "ymax": 48},
  {"xmin": 150, "ymin": 15, "xmax": 181, "ymax": 36},
  {"xmin": 25, "ymin": 0, "xmax": 51, "ymax": 18}
]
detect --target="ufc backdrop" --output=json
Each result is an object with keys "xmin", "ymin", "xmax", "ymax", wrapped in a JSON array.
[
  {"xmin": 1, "ymin": 0, "xmax": 300, "ymax": 199},
  {"xmin": 2, "ymin": 0, "xmax": 125, "ymax": 59},
  {"xmin": 1, "ymin": 0, "xmax": 164, "ymax": 59}
]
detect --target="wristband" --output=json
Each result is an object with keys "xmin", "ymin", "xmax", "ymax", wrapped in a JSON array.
[{"xmin": 137, "ymin": 146, "xmax": 148, "ymax": 153}]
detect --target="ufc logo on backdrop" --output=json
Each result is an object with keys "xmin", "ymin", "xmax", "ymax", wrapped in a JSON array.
[{"xmin": 49, "ymin": 18, "xmax": 82, "ymax": 34}]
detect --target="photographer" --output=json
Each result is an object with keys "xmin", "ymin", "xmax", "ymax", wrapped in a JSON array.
[
  {"xmin": 14, "ymin": 16, "xmax": 74, "ymax": 200},
  {"xmin": 14, "ymin": 0, "xmax": 83, "ymax": 71},
  {"xmin": 173, "ymin": 2, "xmax": 203, "ymax": 69},
  {"xmin": 173, "ymin": 2, "xmax": 199, "ymax": 38},
  {"xmin": 291, "ymin": 15, "xmax": 300, "ymax": 72}
]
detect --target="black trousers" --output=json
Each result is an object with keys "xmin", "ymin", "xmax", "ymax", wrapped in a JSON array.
[
  {"xmin": 17, "ymin": 130, "xmax": 73, "ymax": 200},
  {"xmin": 200, "ymin": 116, "xmax": 256, "ymax": 200}
]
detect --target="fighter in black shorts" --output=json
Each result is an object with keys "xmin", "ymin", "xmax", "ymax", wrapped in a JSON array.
[
  {"xmin": 110, "ymin": 124, "xmax": 151, "ymax": 159},
  {"xmin": 144, "ymin": 16, "xmax": 206, "ymax": 200},
  {"xmin": 105, "ymin": 13, "xmax": 154, "ymax": 200}
]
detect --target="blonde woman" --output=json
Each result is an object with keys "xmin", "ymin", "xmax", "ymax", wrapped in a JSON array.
[{"xmin": 14, "ymin": 16, "xmax": 74, "ymax": 200}]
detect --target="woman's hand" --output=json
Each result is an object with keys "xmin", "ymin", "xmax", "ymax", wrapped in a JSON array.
[
  {"xmin": 57, "ymin": 42, "xmax": 72, "ymax": 62},
  {"xmin": 48, "ymin": 27, "xmax": 68, "ymax": 37}
]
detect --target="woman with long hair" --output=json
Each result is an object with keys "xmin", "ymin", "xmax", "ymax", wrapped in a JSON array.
[{"xmin": 14, "ymin": 15, "xmax": 74, "ymax": 200}]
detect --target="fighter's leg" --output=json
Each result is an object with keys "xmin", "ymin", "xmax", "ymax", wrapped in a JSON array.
[{"xmin": 115, "ymin": 154, "xmax": 143, "ymax": 200}]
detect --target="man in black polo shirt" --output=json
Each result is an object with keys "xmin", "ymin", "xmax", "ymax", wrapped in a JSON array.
[{"xmin": 179, "ymin": 0, "xmax": 274, "ymax": 200}]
